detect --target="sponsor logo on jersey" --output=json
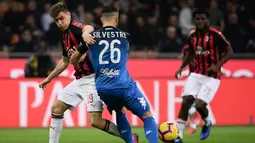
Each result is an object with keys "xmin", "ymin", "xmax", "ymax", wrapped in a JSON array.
[
  {"xmin": 100, "ymin": 68, "xmax": 120, "ymax": 78},
  {"xmin": 196, "ymin": 46, "xmax": 210, "ymax": 55},
  {"xmin": 67, "ymin": 46, "xmax": 76, "ymax": 57}
]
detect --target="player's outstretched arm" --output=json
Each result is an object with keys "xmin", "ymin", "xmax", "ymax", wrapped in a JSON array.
[
  {"xmin": 175, "ymin": 48, "xmax": 194, "ymax": 79},
  {"xmin": 82, "ymin": 25, "xmax": 95, "ymax": 45},
  {"xmin": 39, "ymin": 56, "xmax": 69, "ymax": 89},
  {"xmin": 82, "ymin": 25, "xmax": 94, "ymax": 33},
  {"xmin": 47, "ymin": 56, "xmax": 69, "ymax": 80}
]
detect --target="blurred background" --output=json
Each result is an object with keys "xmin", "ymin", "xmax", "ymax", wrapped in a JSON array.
[
  {"xmin": 0, "ymin": 0, "xmax": 255, "ymax": 59},
  {"xmin": 0, "ymin": 0, "xmax": 254, "ymax": 142}
]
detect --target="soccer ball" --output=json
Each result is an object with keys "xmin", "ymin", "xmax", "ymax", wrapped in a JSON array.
[{"xmin": 158, "ymin": 122, "xmax": 179, "ymax": 142}]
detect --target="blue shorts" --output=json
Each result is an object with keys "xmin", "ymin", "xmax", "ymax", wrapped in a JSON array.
[{"xmin": 98, "ymin": 81, "xmax": 150, "ymax": 118}]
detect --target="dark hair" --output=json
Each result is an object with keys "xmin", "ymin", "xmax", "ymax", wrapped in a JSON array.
[
  {"xmin": 193, "ymin": 9, "xmax": 210, "ymax": 18},
  {"xmin": 102, "ymin": 5, "xmax": 118, "ymax": 14},
  {"xmin": 49, "ymin": 2, "xmax": 68, "ymax": 18}
]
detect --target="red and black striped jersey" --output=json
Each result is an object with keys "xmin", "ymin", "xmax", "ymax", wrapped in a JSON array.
[
  {"xmin": 188, "ymin": 27, "xmax": 230, "ymax": 79},
  {"xmin": 62, "ymin": 20, "xmax": 94, "ymax": 79}
]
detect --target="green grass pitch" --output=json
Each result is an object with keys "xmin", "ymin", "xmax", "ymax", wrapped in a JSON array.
[{"xmin": 0, "ymin": 126, "xmax": 254, "ymax": 143}]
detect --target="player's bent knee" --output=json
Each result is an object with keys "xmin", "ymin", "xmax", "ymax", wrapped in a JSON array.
[
  {"xmin": 51, "ymin": 100, "xmax": 69, "ymax": 114},
  {"xmin": 121, "ymin": 107, "xmax": 127, "ymax": 113},
  {"xmin": 195, "ymin": 102, "xmax": 206, "ymax": 111},
  {"xmin": 141, "ymin": 110, "xmax": 153, "ymax": 120},
  {"xmin": 183, "ymin": 95, "xmax": 195, "ymax": 105},
  {"xmin": 88, "ymin": 112, "xmax": 103, "ymax": 127},
  {"xmin": 181, "ymin": 96, "xmax": 195, "ymax": 110},
  {"xmin": 195, "ymin": 99, "xmax": 207, "ymax": 105}
]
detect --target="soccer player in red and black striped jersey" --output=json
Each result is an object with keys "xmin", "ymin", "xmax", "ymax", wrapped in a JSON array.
[
  {"xmin": 174, "ymin": 9, "xmax": 233, "ymax": 143},
  {"xmin": 38, "ymin": 2, "xmax": 133, "ymax": 143}
]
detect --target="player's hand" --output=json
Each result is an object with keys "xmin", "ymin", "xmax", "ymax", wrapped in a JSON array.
[
  {"xmin": 175, "ymin": 68, "xmax": 183, "ymax": 79},
  {"xmin": 70, "ymin": 49, "xmax": 83, "ymax": 65},
  {"xmin": 39, "ymin": 78, "xmax": 51, "ymax": 90},
  {"xmin": 207, "ymin": 65, "xmax": 220, "ymax": 73},
  {"xmin": 82, "ymin": 32, "xmax": 95, "ymax": 45}
]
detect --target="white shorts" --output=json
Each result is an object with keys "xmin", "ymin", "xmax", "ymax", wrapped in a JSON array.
[
  {"xmin": 58, "ymin": 74, "xmax": 103, "ymax": 112},
  {"xmin": 182, "ymin": 73, "xmax": 220, "ymax": 104}
]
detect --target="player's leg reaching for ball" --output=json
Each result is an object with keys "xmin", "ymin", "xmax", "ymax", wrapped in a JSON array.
[
  {"xmin": 98, "ymin": 91, "xmax": 139, "ymax": 143},
  {"xmin": 115, "ymin": 109, "xmax": 138, "ymax": 143},
  {"xmin": 118, "ymin": 82, "xmax": 158, "ymax": 143},
  {"xmin": 99, "ymin": 82, "xmax": 158, "ymax": 143}
]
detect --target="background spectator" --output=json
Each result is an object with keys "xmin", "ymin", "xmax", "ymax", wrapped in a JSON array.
[
  {"xmin": 0, "ymin": 0, "xmax": 255, "ymax": 59},
  {"xmin": 11, "ymin": 29, "xmax": 35, "ymax": 56},
  {"xmin": 179, "ymin": 0, "xmax": 194, "ymax": 36},
  {"xmin": 157, "ymin": 26, "xmax": 183, "ymax": 53},
  {"xmin": 24, "ymin": 41, "xmax": 56, "ymax": 77}
]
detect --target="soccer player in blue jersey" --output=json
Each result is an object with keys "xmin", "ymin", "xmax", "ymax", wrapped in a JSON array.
[{"xmin": 70, "ymin": 5, "xmax": 158, "ymax": 143}]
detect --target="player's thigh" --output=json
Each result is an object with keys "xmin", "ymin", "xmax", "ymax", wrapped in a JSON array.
[
  {"xmin": 57, "ymin": 80, "xmax": 83, "ymax": 110},
  {"xmin": 182, "ymin": 73, "xmax": 201, "ymax": 98},
  {"xmin": 98, "ymin": 89, "xmax": 124, "ymax": 114},
  {"xmin": 73, "ymin": 77, "xmax": 104, "ymax": 112},
  {"xmin": 124, "ymin": 82, "xmax": 150, "ymax": 118},
  {"xmin": 197, "ymin": 78, "xmax": 220, "ymax": 104},
  {"xmin": 85, "ymin": 92, "xmax": 104, "ymax": 112}
]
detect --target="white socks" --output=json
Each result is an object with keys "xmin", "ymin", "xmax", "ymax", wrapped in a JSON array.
[
  {"xmin": 203, "ymin": 116, "xmax": 211, "ymax": 126},
  {"xmin": 49, "ymin": 118, "xmax": 64, "ymax": 143},
  {"xmin": 176, "ymin": 119, "xmax": 186, "ymax": 139},
  {"xmin": 188, "ymin": 105, "xmax": 197, "ymax": 115},
  {"xmin": 189, "ymin": 122, "xmax": 197, "ymax": 129}
]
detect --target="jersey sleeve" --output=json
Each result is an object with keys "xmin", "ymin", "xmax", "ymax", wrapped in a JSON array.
[
  {"xmin": 187, "ymin": 35, "xmax": 194, "ymax": 53},
  {"xmin": 182, "ymin": 44, "xmax": 189, "ymax": 53},
  {"xmin": 77, "ymin": 40, "xmax": 88, "ymax": 54},
  {"xmin": 215, "ymin": 31, "xmax": 230, "ymax": 48},
  {"xmin": 61, "ymin": 40, "xmax": 68, "ymax": 57},
  {"xmin": 71, "ymin": 25, "xmax": 88, "ymax": 54}
]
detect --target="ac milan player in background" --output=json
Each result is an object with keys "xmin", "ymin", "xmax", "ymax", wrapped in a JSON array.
[
  {"xmin": 38, "ymin": 2, "xmax": 136, "ymax": 143},
  {"xmin": 181, "ymin": 44, "xmax": 200, "ymax": 135},
  {"xmin": 183, "ymin": 44, "xmax": 228, "ymax": 135},
  {"xmin": 174, "ymin": 9, "xmax": 233, "ymax": 143}
]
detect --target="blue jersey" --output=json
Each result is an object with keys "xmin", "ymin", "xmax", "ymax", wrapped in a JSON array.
[
  {"xmin": 77, "ymin": 26, "xmax": 151, "ymax": 118},
  {"xmin": 88, "ymin": 26, "xmax": 132, "ymax": 90}
]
